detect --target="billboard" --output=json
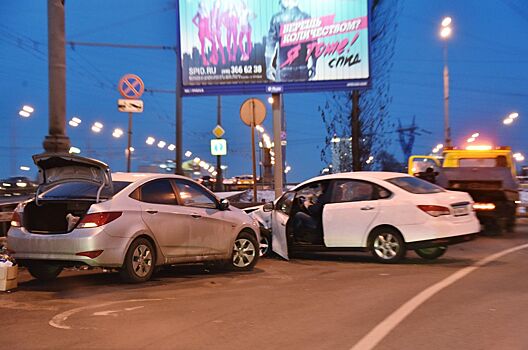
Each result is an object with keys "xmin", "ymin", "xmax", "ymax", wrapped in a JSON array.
[{"xmin": 177, "ymin": 0, "xmax": 371, "ymax": 96}]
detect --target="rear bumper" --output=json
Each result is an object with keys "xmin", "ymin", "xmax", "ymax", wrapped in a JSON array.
[
  {"xmin": 407, "ymin": 233, "xmax": 477, "ymax": 250},
  {"xmin": 7, "ymin": 227, "xmax": 128, "ymax": 268}
]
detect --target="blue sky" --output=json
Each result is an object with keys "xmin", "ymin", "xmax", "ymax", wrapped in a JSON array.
[{"xmin": 1, "ymin": 0, "xmax": 527, "ymax": 182}]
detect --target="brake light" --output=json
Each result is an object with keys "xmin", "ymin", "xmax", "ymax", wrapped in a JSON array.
[
  {"xmin": 10, "ymin": 212, "xmax": 22, "ymax": 227},
  {"xmin": 77, "ymin": 212, "xmax": 122, "ymax": 228},
  {"xmin": 418, "ymin": 205, "xmax": 450, "ymax": 217}
]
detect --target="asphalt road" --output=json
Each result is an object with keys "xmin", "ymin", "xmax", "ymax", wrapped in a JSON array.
[{"xmin": 2, "ymin": 221, "xmax": 528, "ymax": 350}]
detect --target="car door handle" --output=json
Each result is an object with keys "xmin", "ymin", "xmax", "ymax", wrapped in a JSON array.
[
  {"xmin": 191, "ymin": 214, "xmax": 202, "ymax": 219},
  {"xmin": 146, "ymin": 210, "xmax": 158, "ymax": 214},
  {"xmin": 360, "ymin": 206, "xmax": 374, "ymax": 211}
]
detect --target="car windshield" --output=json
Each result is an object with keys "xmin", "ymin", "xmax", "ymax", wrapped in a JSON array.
[
  {"xmin": 40, "ymin": 181, "xmax": 131, "ymax": 199},
  {"xmin": 386, "ymin": 176, "xmax": 445, "ymax": 194}
]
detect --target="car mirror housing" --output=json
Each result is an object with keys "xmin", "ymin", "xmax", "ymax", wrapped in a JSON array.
[
  {"xmin": 219, "ymin": 198, "xmax": 230, "ymax": 210},
  {"xmin": 263, "ymin": 202, "xmax": 274, "ymax": 212}
]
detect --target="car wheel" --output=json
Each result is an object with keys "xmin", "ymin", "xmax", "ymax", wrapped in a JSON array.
[
  {"xmin": 369, "ymin": 228, "xmax": 406, "ymax": 263},
  {"xmin": 230, "ymin": 232, "xmax": 259, "ymax": 271},
  {"xmin": 27, "ymin": 262, "xmax": 63, "ymax": 281},
  {"xmin": 119, "ymin": 238, "xmax": 156, "ymax": 283},
  {"xmin": 415, "ymin": 246, "xmax": 447, "ymax": 260},
  {"xmin": 259, "ymin": 233, "xmax": 272, "ymax": 257}
]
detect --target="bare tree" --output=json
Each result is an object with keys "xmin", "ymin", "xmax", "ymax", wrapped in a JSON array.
[{"xmin": 320, "ymin": 0, "xmax": 401, "ymax": 172}]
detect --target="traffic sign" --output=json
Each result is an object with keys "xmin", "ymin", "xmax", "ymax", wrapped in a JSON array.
[
  {"xmin": 211, "ymin": 139, "xmax": 227, "ymax": 156},
  {"xmin": 118, "ymin": 99, "xmax": 144, "ymax": 113},
  {"xmin": 240, "ymin": 98, "xmax": 266, "ymax": 126},
  {"xmin": 212, "ymin": 125, "xmax": 225, "ymax": 138},
  {"xmin": 118, "ymin": 74, "xmax": 145, "ymax": 99}
]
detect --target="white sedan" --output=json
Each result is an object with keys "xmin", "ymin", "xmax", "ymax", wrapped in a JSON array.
[{"xmin": 249, "ymin": 172, "xmax": 480, "ymax": 263}]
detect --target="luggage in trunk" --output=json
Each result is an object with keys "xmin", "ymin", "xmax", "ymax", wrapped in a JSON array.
[{"xmin": 23, "ymin": 200, "xmax": 94, "ymax": 234}]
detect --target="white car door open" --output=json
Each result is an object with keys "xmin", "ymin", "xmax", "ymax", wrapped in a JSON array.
[
  {"xmin": 323, "ymin": 180, "xmax": 380, "ymax": 247},
  {"xmin": 271, "ymin": 191, "xmax": 296, "ymax": 260}
]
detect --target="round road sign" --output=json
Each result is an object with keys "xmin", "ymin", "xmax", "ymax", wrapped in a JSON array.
[
  {"xmin": 118, "ymin": 74, "xmax": 145, "ymax": 99},
  {"xmin": 240, "ymin": 98, "xmax": 266, "ymax": 126}
]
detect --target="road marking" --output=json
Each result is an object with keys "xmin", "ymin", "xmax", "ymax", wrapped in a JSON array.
[
  {"xmin": 351, "ymin": 243, "xmax": 528, "ymax": 350},
  {"xmin": 49, "ymin": 299, "xmax": 162, "ymax": 330}
]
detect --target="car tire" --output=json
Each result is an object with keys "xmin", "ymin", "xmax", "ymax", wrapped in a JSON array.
[
  {"xmin": 415, "ymin": 246, "xmax": 447, "ymax": 260},
  {"xmin": 259, "ymin": 232, "xmax": 272, "ymax": 257},
  {"xmin": 27, "ymin": 262, "xmax": 63, "ymax": 281},
  {"xmin": 369, "ymin": 227, "xmax": 406, "ymax": 263},
  {"xmin": 229, "ymin": 231, "xmax": 259, "ymax": 271},
  {"xmin": 119, "ymin": 237, "xmax": 156, "ymax": 283}
]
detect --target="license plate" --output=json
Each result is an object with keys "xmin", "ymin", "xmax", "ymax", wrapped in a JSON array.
[{"xmin": 453, "ymin": 206, "xmax": 469, "ymax": 216}]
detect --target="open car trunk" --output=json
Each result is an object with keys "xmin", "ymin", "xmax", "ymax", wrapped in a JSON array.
[{"xmin": 23, "ymin": 200, "xmax": 94, "ymax": 234}]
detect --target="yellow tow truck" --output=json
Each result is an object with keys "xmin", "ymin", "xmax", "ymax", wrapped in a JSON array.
[{"xmin": 409, "ymin": 146, "xmax": 519, "ymax": 234}]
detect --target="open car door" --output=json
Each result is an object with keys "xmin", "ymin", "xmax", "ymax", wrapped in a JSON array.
[{"xmin": 270, "ymin": 191, "xmax": 296, "ymax": 260}]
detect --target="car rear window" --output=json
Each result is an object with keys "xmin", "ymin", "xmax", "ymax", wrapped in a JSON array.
[
  {"xmin": 386, "ymin": 177, "xmax": 444, "ymax": 194},
  {"xmin": 41, "ymin": 181, "xmax": 131, "ymax": 199}
]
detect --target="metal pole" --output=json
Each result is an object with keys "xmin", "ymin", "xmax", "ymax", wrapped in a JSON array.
[
  {"xmin": 443, "ymin": 42, "xmax": 451, "ymax": 147},
  {"xmin": 215, "ymin": 96, "xmax": 224, "ymax": 191},
  {"xmin": 251, "ymin": 102, "xmax": 258, "ymax": 202},
  {"xmin": 272, "ymin": 93, "xmax": 284, "ymax": 198},
  {"xmin": 175, "ymin": 53, "xmax": 183, "ymax": 175},
  {"xmin": 351, "ymin": 90, "xmax": 361, "ymax": 171},
  {"xmin": 43, "ymin": 0, "xmax": 70, "ymax": 153},
  {"xmin": 127, "ymin": 112, "xmax": 132, "ymax": 172}
]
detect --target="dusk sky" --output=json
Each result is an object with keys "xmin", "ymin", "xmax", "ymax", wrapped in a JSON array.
[{"xmin": 1, "ymin": 0, "xmax": 527, "ymax": 182}]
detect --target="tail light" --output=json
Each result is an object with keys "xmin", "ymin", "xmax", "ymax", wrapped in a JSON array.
[
  {"xmin": 76, "ymin": 250, "xmax": 104, "ymax": 259},
  {"xmin": 77, "ymin": 212, "xmax": 122, "ymax": 229},
  {"xmin": 10, "ymin": 212, "xmax": 22, "ymax": 227},
  {"xmin": 418, "ymin": 205, "xmax": 450, "ymax": 217}
]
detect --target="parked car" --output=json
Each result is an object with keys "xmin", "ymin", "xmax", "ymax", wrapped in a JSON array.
[
  {"xmin": 7, "ymin": 154, "xmax": 260, "ymax": 283},
  {"xmin": 248, "ymin": 172, "xmax": 480, "ymax": 263},
  {"xmin": 0, "ymin": 176, "xmax": 38, "ymax": 197}
]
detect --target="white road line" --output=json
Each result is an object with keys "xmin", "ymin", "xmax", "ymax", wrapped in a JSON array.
[
  {"xmin": 49, "ymin": 299, "xmax": 162, "ymax": 330},
  {"xmin": 351, "ymin": 243, "xmax": 528, "ymax": 350}
]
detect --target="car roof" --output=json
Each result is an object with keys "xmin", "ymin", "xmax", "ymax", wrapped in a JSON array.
[
  {"xmin": 297, "ymin": 171, "xmax": 411, "ymax": 187},
  {"xmin": 111, "ymin": 172, "xmax": 191, "ymax": 183}
]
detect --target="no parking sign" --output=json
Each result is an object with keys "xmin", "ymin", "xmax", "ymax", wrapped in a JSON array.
[{"xmin": 118, "ymin": 74, "xmax": 144, "ymax": 99}]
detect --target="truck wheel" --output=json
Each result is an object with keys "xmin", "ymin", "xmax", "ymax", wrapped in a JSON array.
[
  {"xmin": 27, "ymin": 263, "xmax": 63, "ymax": 281},
  {"xmin": 415, "ymin": 246, "xmax": 447, "ymax": 260}
]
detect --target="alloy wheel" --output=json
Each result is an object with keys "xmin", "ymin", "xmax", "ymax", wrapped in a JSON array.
[
  {"xmin": 373, "ymin": 233, "xmax": 401, "ymax": 260},
  {"xmin": 233, "ymin": 238, "xmax": 256, "ymax": 267},
  {"xmin": 132, "ymin": 244, "xmax": 153, "ymax": 277}
]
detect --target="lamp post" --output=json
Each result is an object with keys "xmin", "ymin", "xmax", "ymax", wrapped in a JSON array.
[{"xmin": 440, "ymin": 17, "xmax": 453, "ymax": 147}]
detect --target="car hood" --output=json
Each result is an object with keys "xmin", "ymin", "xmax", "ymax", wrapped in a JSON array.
[
  {"xmin": 246, "ymin": 205, "xmax": 272, "ymax": 229},
  {"xmin": 33, "ymin": 153, "xmax": 113, "ymax": 194}
]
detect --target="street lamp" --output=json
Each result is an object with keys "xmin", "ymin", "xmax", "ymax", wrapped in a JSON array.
[
  {"xmin": 503, "ymin": 112, "xmax": 519, "ymax": 125},
  {"xmin": 440, "ymin": 16, "xmax": 453, "ymax": 147}
]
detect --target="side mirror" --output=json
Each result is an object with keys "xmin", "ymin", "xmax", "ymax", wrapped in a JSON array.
[
  {"xmin": 263, "ymin": 202, "xmax": 274, "ymax": 212},
  {"xmin": 219, "ymin": 198, "xmax": 230, "ymax": 210}
]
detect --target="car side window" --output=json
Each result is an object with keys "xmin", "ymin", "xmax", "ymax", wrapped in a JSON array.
[
  {"xmin": 330, "ymin": 180, "xmax": 376, "ymax": 203},
  {"xmin": 140, "ymin": 179, "xmax": 178, "ymax": 205},
  {"xmin": 174, "ymin": 180, "xmax": 218, "ymax": 209},
  {"xmin": 276, "ymin": 191, "xmax": 295, "ymax": 215}
]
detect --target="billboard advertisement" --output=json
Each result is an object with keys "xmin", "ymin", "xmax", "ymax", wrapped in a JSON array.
[{"xmin": 177, "ymin": 0, "xmax": 370, "ymax": 96}]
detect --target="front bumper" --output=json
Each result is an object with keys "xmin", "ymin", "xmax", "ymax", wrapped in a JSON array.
[{"xmin": 7, "ymin": 226, "xmax": 128, "ymax": 268}]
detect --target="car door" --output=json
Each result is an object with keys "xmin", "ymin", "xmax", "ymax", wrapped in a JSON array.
[
  {"xmin": 173, "ymin": 179, "xmax": 233, "ymax": 256},
  {"xmin": 270, "ymin": 191, "xmax": 296, "ymax": 260},
  {"xmin": 322, "ymin": 179, "xmax": 381, "ymax": 247},
  {"xmin": 139, "ymin": 178, "xmax": 191, "ymax": 258}
]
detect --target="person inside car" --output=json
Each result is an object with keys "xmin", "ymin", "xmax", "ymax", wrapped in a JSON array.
[{"xmin": 291, "ymin": 182, "xmax": 331, "ymax": 244}]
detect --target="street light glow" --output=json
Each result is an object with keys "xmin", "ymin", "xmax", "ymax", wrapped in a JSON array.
[
  {"xmin": 503, "ymin": 118, "xmax": 514, "ymax": 125},
  {"xmin": 168, "ymin": 144, "xmax": 176, "ymax": 151},
  {"xmin": 22, "ymin": 105, "xmax": 34, "ymax": 113},
  {"xmin": 112, "ymin": 128, "xmax": 124, "ymax": 138},
  {"xmin": 440, "ymin": 27, "xmax": 452, "ymax": 39},
  {"xmin": 467, "ymin": 137, "xmax": 475, "ymax": 143},
  {"xmin": 185, "ymin": 151, "xmax": 192, "ymax": 157},
  {"xmin": 19, "ymin": 110, "xmax": 30, "ymax": 118},
  {"xmin": 146, "ymin": 137, "xmax": 156, "ymax": 145},
  {"xmin": 441, "ymin": 17, "xmax": 452, "ymax": 27},
  {"xmin": 157, "ymin": 141, "xmax": 166, "ymax": 149},
  {"xmin": 471, "ymin": 133, "xmax": 480, "ymax": 138},
  {"xmin": 69, "ymin": 146, "xmax": 81, "ymax": 154},
  {"xmin": 94, "ymin": 122, "xmax": 103, "ymax": 129},
  {"xmin": 19, "ymin": 166, "xmax": 30, "ymax": 171},
  {"xmin": 69, "ymin": 121, "xmax": 79, "ymax": 127},
  {"xmin": 72, "ymin": 117, "xmax": 82, "ymax": 124},
  {"xmin": 91, "ymin": 126, "xmax": 101, "ymax": 133},
  {"xmin": 267, "ymin": 97, "xmax": 274, "ymax": 104},
  {"xmin": 509, "ymin": 112, "xmax": 519, "ymax": 119}
]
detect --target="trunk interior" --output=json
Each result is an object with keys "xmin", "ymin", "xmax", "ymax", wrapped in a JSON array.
[{"xmin": 23, "ymin": 200, "xmax": 94, "ymax": 234}]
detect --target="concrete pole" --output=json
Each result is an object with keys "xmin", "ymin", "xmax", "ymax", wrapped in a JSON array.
[
  {"xmin": 272, "ymin": 93, "xmax": 284, "ymax": 198},
  {"xmin": 175, "ymin": 50, "xmax": 184, "ymax": 175},
  {"xmin": 43, "ymin": 0, "xmax": 70, "ymax": 153},
  {"xmin": 351, "ymin": 90, "xmax": 361, "ymax": 171}
]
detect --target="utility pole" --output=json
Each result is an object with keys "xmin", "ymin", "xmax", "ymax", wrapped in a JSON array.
[
  {"xmin": 351, "ymin": 90, "xmax": 361, "ymax": 171},
  {"xmin": 43, "ymin": 0, "xmax": 70, "ymax": 153},
  {"xmin": 443, "ymin": 41, "xmax": 451, "ymax": 147},
  {"xmin": 175, "ymin": 47, "xmax": 184, "ymax": 175},
  {"xmin": 214, "ymin": 96, "xmax": 224, "ymax": 191}
]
